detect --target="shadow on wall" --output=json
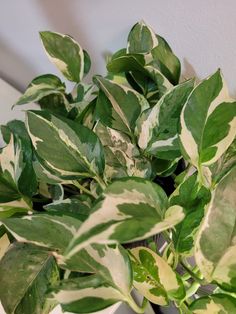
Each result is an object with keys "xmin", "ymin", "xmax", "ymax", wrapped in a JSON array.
[
  {"xmin": 182, "ymin": 58, "xmax": 199, "ymax": 82},
  {"xmin": 0, "ymin": 37, "xmax": 37, "ymax": 92}
]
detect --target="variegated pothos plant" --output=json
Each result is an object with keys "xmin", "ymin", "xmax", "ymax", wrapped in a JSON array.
[{"xmin": 0, "ymin": 21, "xmax": 236, "ymax": 314}]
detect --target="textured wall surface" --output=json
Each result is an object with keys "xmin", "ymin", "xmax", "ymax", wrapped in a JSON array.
[{"xmin": 1, "ymin": 0, "xmax": 236, "ymax": 96}]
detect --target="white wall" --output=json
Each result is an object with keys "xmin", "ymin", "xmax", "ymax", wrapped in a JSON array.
[{"xmin": 1, "ymin": 0, "xmax": 236, "ymax": 96}]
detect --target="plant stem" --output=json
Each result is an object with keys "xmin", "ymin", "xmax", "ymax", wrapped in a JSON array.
[
  {"xmin": 140, "ymin": 297, "xmax": 148, "ymax": 310},
  {"xmin": 72, "ymin": 181, "xmax": 96, "ymax": 198},
  {"xmin": 64, "ymin": 269, "xmax": 71, "ymax": 279},
  {"xmin": 126, "ymin": 295, "xmax": 145, "ymax": 314},
  {"xmin": 161, "ymin": 231, "xmax": 179, "ymax": 268},
  {"xmin": 182, "ymin": 265, "xmax": 199, "ymax": 281},
  {"xmin": 94, "ymin": 175, "xmax": 107, "ymax": 190},
  {"xmin": 185, "ymin": 281, "xmax": 200, "ymax": 300},
  {"xmin": 180, "ymin": 260, "xmax": 204, "ymax": 285},
  {"xmin": 178, "ymin": 301, "xmax": 192, "ymax": 314}
]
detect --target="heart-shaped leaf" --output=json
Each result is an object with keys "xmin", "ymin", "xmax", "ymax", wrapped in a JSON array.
[
  {"xmin": 130, "ymin": 247, "xmax": 185, "ymax": 305},
  {"xmin": 40, "ymin": 31, "xmax": 87, "ymax": 82}
]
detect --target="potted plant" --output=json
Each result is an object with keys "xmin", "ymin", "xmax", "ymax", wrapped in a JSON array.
[{"xmin": 0, "ymin": 21, "xmax": 235, "ymax": 314}]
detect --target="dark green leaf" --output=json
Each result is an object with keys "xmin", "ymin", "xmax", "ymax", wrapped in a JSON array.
[
  {"xmin": 14, "ymin": 74, "xmax": 66, "ymax": 107},
  {"xmin": 0, "ymin": 243, "xmax": 59, "ymax": 314},
  {"xmin": 170, "ymin": 173, "xmax": 211, "ymax": 255},
  {"xmin": 40, "ymin": 31, "xmax": 85, "ymax": 82},
  {"xmin": 26, "ymin": 110, "xmax": 105, "ymax": 179},
  {"xmin": 151, "ymin": 35, "xmax": 181, "ymax": 85}
]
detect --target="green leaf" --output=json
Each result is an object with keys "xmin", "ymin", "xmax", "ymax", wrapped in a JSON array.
[
  {"xmin": 144, "ymin": 65, "xmax": 173, "ymax": 101},
  {"xmin": 40, "ymin": 31, "xmax": 85, "ymax": 82},
  {"xmin": 94, "ymin": 122, "xmax": 152, "ymax": 180},
  {"xmin": 151, "ymin": 35, "xmax": 181, "ymax": 85},
  {"xmin": 0, "ymin": 199, "xmax": 31, "ymax": 219},
  {"xmin": 38, "ymin": 93, "xmax": 68, "ymax": 116},
  {"xmin": 0, "ymin": 134, "xmax": 36, "ymax": 201},
  {"xmin": 49, "ymin": 275, "xmax": 124, "ymax": 314},
  {"xmin": 179, "ymin": 70, "xmax": 236, "ymax": 169},
  {"xmin": 130, "ymin": 247, "xmax": 185, "ymax": 305},
  {"xmin": 3, "ymin": 211, "xmax": 132, "ymax": 301},
  {"xmin": 44, "ymin": 195, "xmax": 92, "ymax": 222},
  {"xmin": 170, "ymin": 173, "xmax": 211, "ymax": 255},
  {"xmin": 127, "ymin": 21, "xmax": 181, "ymax": 86},
  {"xmin": 195, "ymin": 167, "xmax": 236, "ymax": 291},
  {"xmin": 48, "ymin": 184, "xmax": 64, "ymax": 202},
  {"xmin": 26, "ymin": 110, "xmax": 105, "ymax": 179},
  {"xmin": 189, "ymin": 294, "xmax": 236, "ymax": 313},
  {"xmin": 64, "ymin": 178, "xmax": 184, "ymax": 260},
  {"xmin": 14, "ymin": 74, "xmax": 66, "ymax": 107},
  {"xmin": 83, "ymin": 49, "xmax": 91, "ymax": 76},
  {"xmin": 107, "ymin": 54, "xmax": 173, "ymax": 103},
  {"xmin": 1, "ymin": 212, "xmax": 110, "ymax": 273},
  {"xmin": 50, "ymin": 244, "xmax": 137, "ymax": 313},
  {"xmin": 71, "ymin": 83, "xmax": 95, "ymax": 112},
  {"xmin": 63, "ymin": 244, "xmax": 132, "ymax": 288},
  {"xmin": 0, "ymin": 243, "xmax": 59, "ymax": 314},
  {"xmin": 1, "ymin": 120, "xmax": 37, "ymax": 198},
  {"xmin": 0, "ymin": 171, "xmax": 20, "ymax": 203},
  {"xmin": 32, "ymin": 155, "xmax": 64, "ymax": 184},
  {"xmin": 108, "ymin": 53, "xmax": 146, "ymax": 73},
  {"xmin": 2, "ymin": 213, "xmax": 82, "ymax": 254},
  {"xmin": 127, "ymin": 21, "xmax": 158, "ymax": 54},
  {"xmin": 209, "ymin": 137, "xmax": 236, "ymax": 185},
  {"xmin": 94, "ymin": 76, "xmax": 149, "ymax": 136},
  {"xmin": 136, "ymin": 79, "xmax": 194, "ymax": 159},
  {"xmin": 152, "ymin": 158, "xmax": 179, "ymax": 177}
]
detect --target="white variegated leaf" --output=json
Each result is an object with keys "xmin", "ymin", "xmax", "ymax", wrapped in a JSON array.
[
  {"xmin": 195, "ymin": 167, "xmax": 236, "ymax": 291},
  {"xmin": 64, "ymin": 178, "xmax": 184, "ymax": 260},
  {"xmin": 50, "ymin": 244, "xmax": 140, "ymax": 314},
  {"xmin": 136, "ymin": 79, "xmax": 194, "ymax": 159},
  {"xmin": 63, "ymin": 244, "xmax": 132, "ymax": 293},
  {"xmin": 0, "ymin": 131, "xmax": 37, "ymax": 202},
  {"xmin": 107, "ymin": 54, "xmax": 173, "ymax": 102},
  {"xmin": 209, "ymin": 137, "xmax": 236, "ymax": 185},
  {"xmin": 127, "ymin": 21, "xmax": 158, "ymax": 54},
  {"xmin": 0, "ymin": 243, "xmax": 59, "ymax": 314},
  {"xmin": 0, "ymin": 120, "xmax": 37, "ymax": 199},
  {"xmin": 190, "ymin": 294, "xmax": 236, "ymax": 313},
  {"xmin": 14, "ymin": 74, "xmax": 66, "ymax": 107},
  {"xmin": 94, "ymin": 123, "xmax": 151, "ymax": 180},
  {"xmin": 40, "ymin": 31, "xmax": 85, "ymax": 82},
  {"xmin": 51, "ymin": 275, "xmax": 124, "ymax": 313},
  {"xmin": 180, "ymin": 70, "xmax": 236, "ymax": 172},
  {"xmin": 0, "ymin": 198, "xmax": 31, "ymax": 219},
  {"xmin": 130, "ymin": 247, "xmax": 185, "ymax": 305},
  {"xmin": 170, "ymin": 173, "xmax": 211, "ymax": 255},
  {"xmin": 33, "ymin": 156, "xmax": 65, "ymax": 184},
  {"xmin": 94, "ymin": 76, "xmax": 149, "ymax": 136},
  {"xmin": 44, "ymin": 195, "xmax": 92, "ymax": 222},
  {"xmin": 0, "ymin": 135, "xmax": 22, "ymax": 184},
  {"xmin": 150, "ymin": 34, "xmax": 181, "ymax": 85},
  {"xmin": 2, "ymin": 212, "xmax": 134, "ymax": 304},
  {"xmin": 26, "ymin": 110, "xmax": 105, "ymax": 180},
  {"xmin": 144, "ymin": 65, "xmax": 173, "ymax": 97},
  {"xmin": 2, "ymin": 214, "xmax": 82, "ymax": 254}
]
